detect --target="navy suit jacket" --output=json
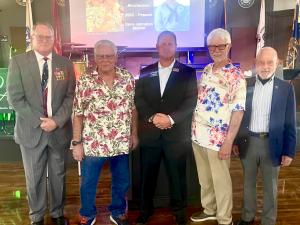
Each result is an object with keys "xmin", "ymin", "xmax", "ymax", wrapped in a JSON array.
[
  {"xmin": 236, "ymin": 76, "xmax": 296, "ymax": 166},
  {"xmin": 134, "ymin": 60, "xmax": 197, "ymax": 144}
]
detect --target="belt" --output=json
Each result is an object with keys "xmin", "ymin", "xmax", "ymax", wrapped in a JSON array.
[{"xmin": 249, "ymin": 131, "xmax": 269, "ymax": 138}]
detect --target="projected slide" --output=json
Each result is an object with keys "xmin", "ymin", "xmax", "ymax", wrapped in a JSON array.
[
  {"xmin": 86, "ymin": 0, "xmax": 125, "ymax": 32},
  {"xmin": 70, "ymin": 0, "xmax": 205, "ymax": 48},
  {"xmin": 154, "ymin": 0, "xmax": 190, "ymax": 32}
]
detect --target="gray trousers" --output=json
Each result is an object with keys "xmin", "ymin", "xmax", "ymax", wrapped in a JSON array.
[
  {"xmin": 20, "ymin": 133, "xmax": 66, "ymax": 222},
  {"xmin": 240, "ymin": 136, "xmax": 280, "ymax": 225}
]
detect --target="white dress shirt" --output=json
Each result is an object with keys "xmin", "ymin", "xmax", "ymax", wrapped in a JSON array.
[
  {"xmin": 158, "ymin": 59, "xmax": 176, "ymax": 125},
  {"xmin": 34, "ymin": 51, "xmax": 53, "ymax": 117},
  {"xmin": 249, "ymin": 75, "xmax": 274, "ymax": 132},
  {"xmin": 158, "ymin": 59, "xmax": 175, "ymax": 96}
]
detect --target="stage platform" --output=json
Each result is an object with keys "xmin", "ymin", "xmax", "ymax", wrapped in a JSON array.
[{"xmin": 0, "ymin": 152, "xmax": 299, "ymax": 225}]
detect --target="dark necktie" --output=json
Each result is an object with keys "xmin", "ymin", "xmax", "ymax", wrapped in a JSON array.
[{"xmin": 41, "ymin": 57, "xmax": 48, "ymax": 117}]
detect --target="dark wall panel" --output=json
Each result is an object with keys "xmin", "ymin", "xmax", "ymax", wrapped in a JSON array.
[
  {"xmin": 231, "ymin": 27, "xmax": 257, "ymax": 70},
  {"xmin": 265, "ymin": 10, "xmax": 294, "ymax": 62}
]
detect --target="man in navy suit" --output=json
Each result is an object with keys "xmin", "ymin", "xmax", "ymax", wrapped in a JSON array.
[
  {"xmin": 234, "ymin": 47, "xmax": 296, "ymax": 225},
  {"xmin": 134, "ymin": 31, "xmax": 197, "ymax": 225}
]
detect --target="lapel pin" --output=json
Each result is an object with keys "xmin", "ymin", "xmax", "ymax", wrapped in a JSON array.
[{"xmin": 150, "ymin": 72, "xmax": 158, "ymax": 77}]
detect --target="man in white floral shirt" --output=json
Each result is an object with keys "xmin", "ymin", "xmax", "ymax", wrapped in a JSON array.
[
  {"xmin": 190, "ymin": 28, "xmax": 246, "ymax": 225},
  {"xmin": 72, "ymin": 40, "xmax": 138, "ymax": 225}
]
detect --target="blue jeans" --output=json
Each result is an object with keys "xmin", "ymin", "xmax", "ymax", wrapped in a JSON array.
[{"xmin": 79, "ymin": 154, "xmax": 130, "ymax": 218}]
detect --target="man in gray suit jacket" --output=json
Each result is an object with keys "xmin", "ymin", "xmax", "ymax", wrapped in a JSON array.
[{"xmin": 6, "ymin": 23, "xmax": 75, "ymax": 225}]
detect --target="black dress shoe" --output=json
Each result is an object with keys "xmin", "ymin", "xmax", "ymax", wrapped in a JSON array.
[
  {"xmin": 175, "ymin": 218, "xmax": 187, "ymax": 225},
  {"xmin": 135, "ymin": 211, "xmax": 153, "ymax": 225},
  {"xmin": 175, "ymin": 213, "xmax": 187, "ymax": 225},
  {"xmin": 235, "ymin": 219, "xmax": 254, "ymax": 225},
  {"xmin": 176, "ymin": 221, "xmax": 187, "ymax": 225},
  {"xmin": 52, "ymin": 216, "xmax": 69, "ymax": 225},
  {"xmin": 31, "ymin": 220, "xmax": 44, "ymax": 225}
]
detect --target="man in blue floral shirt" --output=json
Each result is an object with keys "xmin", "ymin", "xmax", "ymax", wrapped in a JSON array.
[{"xmin": 190, "ymin": 28, "xmax": 246, "ymax": 225}]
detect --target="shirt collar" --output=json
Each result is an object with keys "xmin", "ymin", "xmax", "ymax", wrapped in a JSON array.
[
  {"xmin": 210, "ymin": 60, "xmax": 232, "ymax": 69},
  {"xmin": 206, "ymin": 61, "xmax": 233, "ymax": 74},
  {"xmin": 34, "ymin": 51, "xmax": 52, "ymax": 62},
  {"xmin": 158, "ymin": 59, "xmax": 176, "ymax": 70},
  {"xmin": 256, "ymin": 74, "xmax": 274, "ymax": 85},
  {"xmin": 95, "ymin": 66, "xmax": 122, "ymax": 80}
]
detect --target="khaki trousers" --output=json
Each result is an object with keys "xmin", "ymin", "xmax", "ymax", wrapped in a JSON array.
[{"xmin": 192, "ymin": 142, "xmax": 233, "ymax": 224}]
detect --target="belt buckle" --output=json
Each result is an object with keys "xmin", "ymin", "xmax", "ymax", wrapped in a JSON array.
[{"xmin": 259, "ymin": 133, "xmax": 267, "ymax": 138}]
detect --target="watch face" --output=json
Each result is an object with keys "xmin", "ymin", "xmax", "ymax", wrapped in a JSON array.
[{"xmin": 72, "ymin": 140, "xmax": 79, "ymax": 146}]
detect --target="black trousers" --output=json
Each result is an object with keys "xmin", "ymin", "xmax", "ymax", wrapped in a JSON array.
[{"xmin": 139, "ymin": 138, "xmax": 190, "ymax": 217}]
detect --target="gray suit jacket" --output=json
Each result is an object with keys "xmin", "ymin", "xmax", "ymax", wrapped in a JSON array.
[{"xmin": 7, "ymin": 50, "xmax": 76, "ymax": 149}]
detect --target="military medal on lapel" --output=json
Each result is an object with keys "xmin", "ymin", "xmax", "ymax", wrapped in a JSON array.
[{"xmin": 54, "ymin": 68, "xmax": 65, "ymax": 80}]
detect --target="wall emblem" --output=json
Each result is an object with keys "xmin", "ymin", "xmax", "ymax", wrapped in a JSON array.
[{"xmin": 238, "ymin": 0, "xmax": 255, "ymax": 8}]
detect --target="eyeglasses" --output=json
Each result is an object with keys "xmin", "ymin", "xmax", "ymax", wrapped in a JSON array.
[
  {"xmin": 95, "ymin": 54, "xmax": 116, "ymax": 60},
  {"xmin": 34, "ymin": 35, "xmax": 54, "ymax": 41},
  {"xmin": 207, "ymin": 44, "xmax": 229, "ymax": 51}
]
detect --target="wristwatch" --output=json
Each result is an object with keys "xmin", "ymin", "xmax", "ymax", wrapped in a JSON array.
[{"xmin": 71, "ymin": 140, "xmax": 82, "ymax": 146}]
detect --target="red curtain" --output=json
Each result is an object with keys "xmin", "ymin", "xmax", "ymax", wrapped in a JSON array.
[{"xmin": 52, "ymin": 0, "xmax": 62, "ymax": 55}]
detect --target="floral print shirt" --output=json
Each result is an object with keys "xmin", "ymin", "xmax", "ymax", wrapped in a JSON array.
[
  {"xmin": 73, "ymin": 67, "xmax": 135, "ymax": 157},
  {"xmin": 192, "ymin": 63, "xmax": 246, "ymax": 151}
]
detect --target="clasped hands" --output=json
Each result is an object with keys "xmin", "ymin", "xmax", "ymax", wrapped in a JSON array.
[
  {"xmin": 151, "ymin": 113, "xmax": 172, "ymax": 130},
  {"xmin": 40, "ymin": 117, "xmax": 58, "ymax": 132}
]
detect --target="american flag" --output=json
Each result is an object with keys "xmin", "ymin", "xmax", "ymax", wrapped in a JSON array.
[
  {"xmin": 52, "ymin": 0, "xmax": 62, "ymax": 55},
  {"xmin": 25, "ymin": 0, "xmax": 33, "ymax": 52},
  {"xmin": 285, "ymin": 0, "xmax": 300, "ymax": 69},
  {"xmin": 256, "ymin": 0, "xmax": 265, "ymax": 55}
]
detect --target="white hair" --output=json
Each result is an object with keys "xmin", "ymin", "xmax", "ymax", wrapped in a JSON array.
[
  {"xmin": 32, "ymin": 23, "xmax": 54, "ymax": 36},
  {"xmin": 94, "ymin": 40, "xmax": 117, "ymax": 55},
  {"xmin": 207, "ymin": 28, "xmax": 231, "ymax": 45},
  {"xmin": 257, "ymin": 47, "xmax": 278, "ymax": 60}
]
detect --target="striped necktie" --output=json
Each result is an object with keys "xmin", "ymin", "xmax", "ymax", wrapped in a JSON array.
[{"xmin": 41, "ymin": 57, "xmax": 48, "ymax": 117}]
